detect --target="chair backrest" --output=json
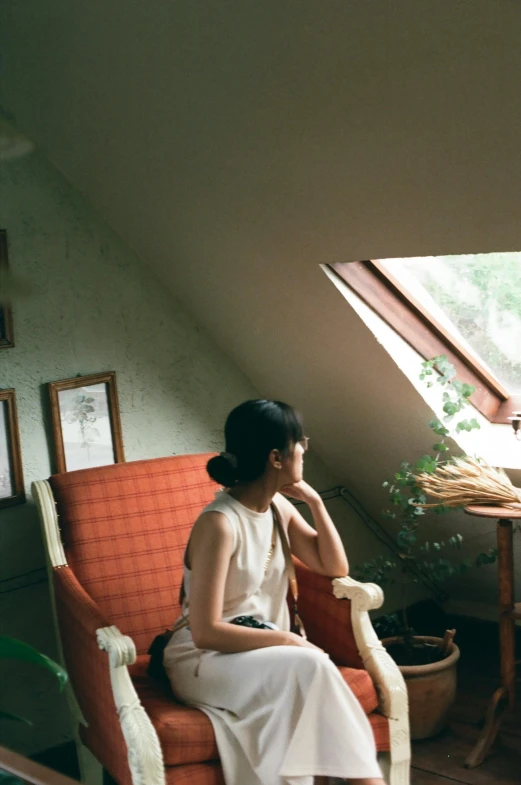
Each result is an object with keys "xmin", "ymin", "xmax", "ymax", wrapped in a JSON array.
[{"xmin": 49, "ymin": 453, "xmax": 217, "ymax": 653}]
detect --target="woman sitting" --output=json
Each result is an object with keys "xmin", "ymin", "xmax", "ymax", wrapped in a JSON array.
[{"xmin": 164, "ymin": 399, "xmax": 384, "ymax": 785}]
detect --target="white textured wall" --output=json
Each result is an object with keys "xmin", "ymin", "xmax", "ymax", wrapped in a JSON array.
[
  {"xmin": 0, "ymin": 152, "xmax": 387, "ymax": 755},
  {"xmin": 0, "ymin": 151, "xmax": 261, "ymax": 754}
]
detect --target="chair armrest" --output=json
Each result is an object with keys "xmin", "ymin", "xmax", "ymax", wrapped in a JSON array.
[
  {"xmin": 53, "ymin": 568, "xmax": 165, "ymax": 785},
  {"xmin": 295, "ymin": 563, "xmax": 408, "ymax": 723},
  {"xmin": 294, "ymin": 560, "xmax": 365, "ymax": 668},
  {"xmin": 332, "ymin": 575, "xmax": 384, "ymax": 610},
  {"xmin": 54, "ymin": 566, "xmax": 112, "ymax": 639},
  {"xmin": 333, "ymin": 574, "xmax": 410, "ymax": 777},
  {"xmin": 53, "ymin": 566, "xmax": 137, "ymax": 668}
]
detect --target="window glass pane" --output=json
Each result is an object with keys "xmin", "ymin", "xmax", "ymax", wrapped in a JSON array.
[{"xmin": 378, "ymin": 253, "xmax": 521, "ymax": 392}]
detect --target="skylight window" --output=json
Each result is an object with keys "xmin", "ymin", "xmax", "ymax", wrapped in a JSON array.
[
  {"xmin": 376, "ymin": 254, "xmax": 521, "ymax": 393},
  {"xmin": 330, "ymin": 254, "xmax": 521, "ymax": 423}
]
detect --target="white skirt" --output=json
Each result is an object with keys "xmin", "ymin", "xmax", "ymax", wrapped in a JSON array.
[{"xmin": 164, "ymin": 641, "xmax": 382, "ymax": 785}]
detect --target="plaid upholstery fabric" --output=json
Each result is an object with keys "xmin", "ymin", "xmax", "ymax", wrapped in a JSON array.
[
  {"xmin": 368, "ymin": 712, "xmax": 391, "ymax": 752},
  {"xmin": 165, "ymin": 762, "xmax": 224, "ymax": 785},
  {"xmin": 53, "ymin": 566, "xmax": 134, "ymax": 785},
  {"xmin": 48, "ymin": 453, "xmax": 390, "ymax": 781},
  {"xmin": 295, "ymin": 560, "xmax": 364, "ymax": 668},
  {"xmin": 50, "ymin": 454, "xmax": 217, "ymax": 654},
  {"xmin": 129, "ymin": 654, "xmax": 379, "ymax": 765},
  {"xmin": 337, "ymin": 666, "xmax": 378, "ymax": 714},
  {"xmin": 129, "ymin": 656, "xmax": 218, "ymax": 766}
]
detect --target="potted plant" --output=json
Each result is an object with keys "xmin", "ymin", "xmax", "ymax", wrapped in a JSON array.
[{"xmin": 354, "ymin": 355, "xmax": 498, "ymax": 739}]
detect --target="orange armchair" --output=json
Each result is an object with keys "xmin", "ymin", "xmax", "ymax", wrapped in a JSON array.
[{"xmin": 33, "ymin": 454, "xmax": 409, "ymax": 785}]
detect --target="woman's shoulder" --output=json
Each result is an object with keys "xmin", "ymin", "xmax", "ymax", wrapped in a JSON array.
[
  {"xmin": 202, "ymin": 489, "xmax": 237, "ymax": 516},
  {"xmin": 191, "ymin": 504, "xmax": 237, "ymax": 554},
  {"xmin": 196, "ymin": 491, "xmax": 239, "ymax": 549}
]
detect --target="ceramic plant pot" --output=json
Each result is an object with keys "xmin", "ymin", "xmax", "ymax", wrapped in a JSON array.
[{"xmin": 382, "ymin": 635, "xmax": 460, "ymax": 740}]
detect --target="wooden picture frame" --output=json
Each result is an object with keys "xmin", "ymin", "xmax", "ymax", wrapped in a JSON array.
[
  {"xmin": 0, "ymin": 230, "xmax": 15, "ymax": 349},
  {"xmin": 0, "ymin": 389, "xmax": 25, "ymax": 508},
  {"xmin": 48, "ymin": 371, "xmax": 125, "ymax": 474}
]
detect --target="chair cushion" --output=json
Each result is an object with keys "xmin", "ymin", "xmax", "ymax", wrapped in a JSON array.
[
  {"xmin": 165, "ymin": 762, "xmax": 225, "ymax": 785},
  {"xmin": 130, "ymin": 656, "xmax": 218, "ymax": 766},
  {"xmin": 130, "ymin": 654, "xmax": 381, "ymax": 766},
  {"xmin": 337, "ymin": 665, "xmax": 379, "ymax": 714}
]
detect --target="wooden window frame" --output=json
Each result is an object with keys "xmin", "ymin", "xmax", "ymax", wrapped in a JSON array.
[{"xmin": 329, "ymin": 261, "xmax": 519, "ymax": 424}]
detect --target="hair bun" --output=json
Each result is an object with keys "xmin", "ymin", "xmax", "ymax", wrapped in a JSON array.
[
  {"xmin": 220, "ymin": 451, "xmax": 238, "ymax": 469},
  {"xmin": 206, "ymin": 454, "xmax": 238, "ymax": 487}
]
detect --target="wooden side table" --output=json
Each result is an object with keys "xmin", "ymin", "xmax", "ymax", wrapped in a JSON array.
[{"xmin": 462, "ymin": 504, "xmax": 521, "ymax": 769}]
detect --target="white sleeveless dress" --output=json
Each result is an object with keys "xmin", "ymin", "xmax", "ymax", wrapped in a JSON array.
[{"xmin": 163, "ymin": 491, "xmax": 382, "ymax": 785}]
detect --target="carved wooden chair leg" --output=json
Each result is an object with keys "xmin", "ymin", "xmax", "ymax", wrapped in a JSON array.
[{"xmin": 463, "ymin": 685, "xmax": 509, "ymax": 768}]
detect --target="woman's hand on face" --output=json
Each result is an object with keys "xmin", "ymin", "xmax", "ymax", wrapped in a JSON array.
[{"xmin": 280, "ymin": 480, "xmax": 321, "ymax": 506}]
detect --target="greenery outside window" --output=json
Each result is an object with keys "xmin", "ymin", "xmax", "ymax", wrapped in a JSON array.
[{"xmin": 329, "ymin": 254, "xmax": 521, "ymax": 423}]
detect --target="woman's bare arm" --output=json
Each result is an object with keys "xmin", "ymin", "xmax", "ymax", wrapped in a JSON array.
[
  {"xmin": 187, "ymin": 510, "xmax": 321, "ymax": 653},
  {"xmin": 276, "ymin": 486, "xmax": 348, "ymax": 577}
]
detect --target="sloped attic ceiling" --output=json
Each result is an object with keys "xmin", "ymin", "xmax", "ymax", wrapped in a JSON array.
[{"xmin": 1, "ymin": 1, "xmax": 521, "ymax": 608}]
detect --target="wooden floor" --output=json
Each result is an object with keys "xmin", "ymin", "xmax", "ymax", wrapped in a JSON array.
[
  {"xmin": 410, "ymin": 681, "xmax": 520, "ymax": 784},
  {"xmin": 408, "ymin": 614, "xmax": 521, "ymax": 785}
]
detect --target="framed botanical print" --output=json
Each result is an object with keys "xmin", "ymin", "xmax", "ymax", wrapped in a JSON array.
[
  {"xmin": 0, "ymin": 230, "xmax": 14, "ymax": 349},
  {"xmin": 48, "ymin": 371, "xmax": 125, "ymax": 473},
  {"xmin": 0, "ymin": 389, "xmax": 25, "ymax": 508}
]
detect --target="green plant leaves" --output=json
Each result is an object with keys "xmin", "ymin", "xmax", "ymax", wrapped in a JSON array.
[
  {"xmin": 448, "ymin": 534, "xmax": 463, "ymax": 548},
  {"xmin": 475, "ymin": 549, "xmax": 498, "ymax": 566},
  {"xmin": 0, "ymin": 637, "xmax": 67, "ymax": 728},
  {"xmin": 356, "ymin": 353, "xmax": 492, "ymax": 641},
  {"xmin": 429, "ymin": 420, "xmax": 450, "ymax": 437},
  {"xmin": 415, "ymin": 455, "xmax": 437, "ymax": 473},
  {"xmin": 455, "ymin": 418, "xmax": 481, "ymax": 433},
  {"xmin": 397, "ymin": 530, "xmax": 417, "ymax": 548},
  {"xmin": 432, "ymin": 442, "xmax": 449, "ymax": 452},
  {"xmin": 442, "ymin": 401, "xmax": 459, "ymax": 417},
  {"xmin": 0, "ymin": 637, "xmax": 68, "ymax": 691},
  {"xmin": 352, "ymin": 556, "xmax": 397, "ymax": 584},
  {"xmin": 0, "ymin": 710, "xmax": 32, "ymax": 725},
  {"xmin": 373, "ymin": 613, "xmax": 401, "ymax": 638}
]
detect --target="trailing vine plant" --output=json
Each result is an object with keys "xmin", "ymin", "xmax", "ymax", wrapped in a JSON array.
[{"xmin": 353, "ymin": 355, "xmax": 498, "ymax": 658}]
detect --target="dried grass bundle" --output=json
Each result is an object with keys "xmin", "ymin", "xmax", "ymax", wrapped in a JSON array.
[{"xmin": 415, "ymin": 456, "xmax": 521, "ymax": 509}]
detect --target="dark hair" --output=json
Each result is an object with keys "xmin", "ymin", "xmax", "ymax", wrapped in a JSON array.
[{"xmin": 206, "ymin": 399, "xmax": 304, "ymax": 486}]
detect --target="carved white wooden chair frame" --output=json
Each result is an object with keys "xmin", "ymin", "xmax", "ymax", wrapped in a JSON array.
[{"xmin": 33, "ymin": 478, "xmax": 410, "ymax": 785}]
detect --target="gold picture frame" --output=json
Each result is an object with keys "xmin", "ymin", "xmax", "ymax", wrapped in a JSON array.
[
  {"xmin": 0, "ymin": 389, "xmax": 25, "ymax": 508},
  {"xmin": 48, "ymin": 371, "xmax": 125, "ymax": 474}
]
